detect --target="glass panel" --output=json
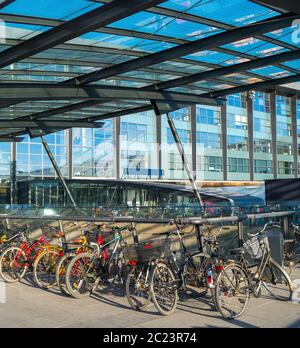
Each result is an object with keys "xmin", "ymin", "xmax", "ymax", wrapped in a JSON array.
[{"xmin": 160, "ymin": 0, "xmax": 279, "ymax": 26}]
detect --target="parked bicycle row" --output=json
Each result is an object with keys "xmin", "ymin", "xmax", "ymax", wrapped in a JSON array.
[{"xmin": 0, "ymin": 219, "xmax": 299, "ymax": 320}]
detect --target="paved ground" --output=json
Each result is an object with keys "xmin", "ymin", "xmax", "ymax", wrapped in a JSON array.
[{"xmin": 0, "ymin": 266, "xmax": 300, "ymax": 328}]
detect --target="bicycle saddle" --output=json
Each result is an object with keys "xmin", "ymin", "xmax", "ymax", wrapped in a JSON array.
[
  {"xmin": 230, "ymin": 247, "xmax": 245, "ymax": 256},
  {"xmin": 52, "ymin": 232, "xmax": 65, "ymax": 238}
]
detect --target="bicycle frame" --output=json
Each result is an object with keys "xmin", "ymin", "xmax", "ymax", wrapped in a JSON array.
[{"xmin": 16, "ymin": 235, "xmax": 49, "ymax": 268}]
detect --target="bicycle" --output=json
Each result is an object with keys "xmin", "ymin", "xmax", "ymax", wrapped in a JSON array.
[
  {"xmin": 284, "ymin": 222, "xmax": 300, "ymax": 270},
  {"xmin": 33, "ymin": 223, "xmax": 89, "ymax": 290},
  {"xmin": 55, "ymin": 224, "xmax": 106, "ymax": 296},
  {"xmin": 64, "ymin": 225, "xmax": 129, "ymax": 299},
  {"xmin": 0, "ymin": 225, "xmax": 31, "ymax": 254},
  {"xmin": 214, "ymin": 222, "xmax": 293, "ymax": 320},
  {"xmin": 124, "ymin": 236, "xmax": 171, "ymax": 312},
  {"xmin": 0, "ymin": 227, "xmax": 50, "ymax": 283},
  {"xmin": 149, "ymin": 220, "xmax": 225, "ymax": 316}
]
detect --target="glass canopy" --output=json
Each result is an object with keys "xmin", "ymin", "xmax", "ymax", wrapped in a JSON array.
[{"xmin": 0, "ymin": 0, "xmax": 298, "ymax": 139}]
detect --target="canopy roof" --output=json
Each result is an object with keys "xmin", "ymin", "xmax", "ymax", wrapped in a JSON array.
[{"xmin": 0, "ymin": 0, "xmax": 299, "ymax": 140}]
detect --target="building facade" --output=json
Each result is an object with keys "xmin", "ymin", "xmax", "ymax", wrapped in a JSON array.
[{"xmin": 1, "ymin": 91, "xmax": 300, "ymax": 183}]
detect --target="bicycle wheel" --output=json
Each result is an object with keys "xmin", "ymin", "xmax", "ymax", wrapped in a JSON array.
[
  {"xmin": 65, "ymin": 253, "xmax": 99, "ymax": 299},
  {"xmin": 0, "ymin": 246, "xmax": 28, "ymax": 283},
  {"xmin": 33, "ymin": 249, "xmax": 61, "ymax": 289},
  {"xmin": 126, "ymin": 264, "xmax": 152, "ymax": 311},
  {"xmin": 150, "ymin": 261, "xmax": 178, "ymax": 316},
  {"xmin": 262, "ymin": 259, "xmax": 293, "ymax": 301},
  {"xmin": 214, "ymin": 263, "xmax": 250, "ymax": 320},
  {"xmin": 55, "ymin": 253, "xmax": 75, "ymax": 296}
]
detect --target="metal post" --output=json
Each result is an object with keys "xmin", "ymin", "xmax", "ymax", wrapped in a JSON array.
[
  {"xmin": 156, "ymin": 109, "xmax": 162, "ymax": 180},
  {"xmin": 238, "ymin": 220, "xmax": 244, "ymax": 247},
  {"xmin": 247, "ymin": 96, "xmax": 254, "ymax": 181},
  {"xmin": 116, "ymin": 117, "xmax": 121, "ymax": 179},
  {"xmin": 191, "ymin": 105, "xmax": 197, "ymax": 181},
  {"xmin": 270, "ymin": 91, "xmax": 278, "ymax": 179},
  {"xmin": 41, "ymin": 136, "xmax": 77, "ymax": 208},
  {"xmin": 221, "ymin": 104, "xmax": 228, "ymax": 181},
  {"xmin": 291, "ymin": 95, "xmax": 298, "ymax": 178},
  {"xmin": 68, "ymin": 128, "xmax": 73, "ymax": 180},
  {"xmin": 151, "ymin": 101, "xmax": 204, "ymax": 213},
  {"xmin": 10, "ymin": 141, "xmax": 17, "ymax": 205}
]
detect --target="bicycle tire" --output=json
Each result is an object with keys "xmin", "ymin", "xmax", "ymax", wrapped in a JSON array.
[
  {"xmin": 262, "ymin": 258, "xmax": 293, "ymax": 301},
  {"xmin": 214, "ymin": 263, "xmax": 250, "ymax": 320},
  {"xmin": 55, "ymin": 253, "xmax": 76, "ymax": 296},
  {"xmin": 125, "ymin": 265, "xmax": 152, "ymax": 311},
  {"xmin": 0, "ymin": 246, "xmax": 28, "ymax": 283},
  {"xmin": 33, "ymin": 249, "xmax": 60, "ymax": 289},
  {"xmin": 150, "ymin": 261, "xmax": 178, "ymax": 316},
  {"xmin": 65, "ymin": 252, "xmax": 98, "ymax": 299}
]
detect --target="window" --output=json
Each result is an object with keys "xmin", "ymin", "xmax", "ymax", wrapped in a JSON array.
[
  {"xmin": 170, "ymin": 109, "xmax": 190, "ymax": 122},
  {"xmin": 278, "ymin": 161, "xmax": 294, "ymax": 175},
  {"xmin": 196, "ymin": 107, "xmax": 221, "ymax": 125},
  {"xmin": 228, "ymin": 135, "xmax": 248, "ymax": 151},
  {"xmin": 228, "ymin": 158, "xmax": 249, "ymax": 173},
  {"xmin": 277, "ymin": 141, "xmax": 293, "ymax": 156},
  {"xmin": 197, "ymin": 132, "xmax": 221, "ymax": 149},
  {"xmin": 227, "ymin": 113, "xmax": 248, "ymax": 130},
  {"xmin": 254, "ymin": 160, "xmax": 273, "ymax": 174},
  {"xmin": 197, "ymin": 156, "xmax": 223, "ymax": 172},
  {"xmin": 167, "ymin": 128, "xmax": 191, "ymax": 144},
  {"xmin": 254, "ymin": 139, "xmax": 272, "ymax": 153}
]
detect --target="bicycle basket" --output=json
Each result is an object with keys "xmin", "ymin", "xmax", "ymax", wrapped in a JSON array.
[
  {"xmin": 124, "ymin": 238, "xmax": 171, "ymax": 263},
  {"xmin": 243, "ymin": 234, "xmax": 268, "ymax": 260}
]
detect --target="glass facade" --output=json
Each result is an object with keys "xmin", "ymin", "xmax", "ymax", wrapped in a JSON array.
[
  {"xmin": 196, "ymin": 105, "xmax": 223, "ymax": 181},
  {"xmin": 0, "ymin": 142, "xmax": 10, "ymax": 179},
  {"xmin": 276, "ymin": 95, "xmax": 294, "ymax": 178},
  {"xmin": 161, "ymin": 108, "xmax": 192, "ymax": 180},
  {"xmin": 227, "ymin": 94, "xmax": 250, "ymax": 181},
  {"xmin": 16, "ymin": 132, "xmax": 68, "ymax": 178},
  {"xmin": 120, "ymin": 111, "xmax": 158, "ymax": 179},
  {"xmin": 253, "ymin": 92, "xmax": 273, "ymax": 180},
  {"xmin": 73, "ymin": 120, "xmax": 115, "ymax": 178},
  {"xmin": 1, "ymin": 92, "xmax": 300, "ymax": 187}
]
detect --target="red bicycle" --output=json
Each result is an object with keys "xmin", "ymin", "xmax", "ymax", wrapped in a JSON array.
[{"xmin": 0, "ymin": 229, "xmax": 50, "ymax": 283}]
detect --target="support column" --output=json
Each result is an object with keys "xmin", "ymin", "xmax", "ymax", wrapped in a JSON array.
[
  {"xmin": 151, "ymin": 99, "xmax": 204, "ymax": 214},
  {"xmin": 68, "ymin": 128, "xmax": 73, "ymax": 180},
  {"xmin": 221, "ymin": 104, "xmax": 228, "ymax": 181},
  {"xmin": 116, "ymin": 117, "xmax": 121, "ymax": 179},
  {"xmin": 41, "ymin": 136, "xmax": 77, "ymax": 208},
  {"xmin": 191, "ymin": 105, "xmax": 197, "ymax": 181},
  {"xmin": 10, "ymin": 142, "xmax": 17, "ymax": 205},
  {"xmin": 291, "ymin": 95, "xmax": 298, "ymax": 178},
  {"xmin": 247, "ymin": 96, "xmax": 254, "ymax": 181},
  {"xmin": 156, "ymin": 109, "xmax": 162, "ymax": 179},
  {"xmin": 270, "ymin": 91, "xmax": 278, "ymax": 179}
]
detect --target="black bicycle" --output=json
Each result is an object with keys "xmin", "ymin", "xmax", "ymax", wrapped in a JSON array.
[
  {"xmin": 214, "ymin": 222, "xmax": 293, "ymax": 320},
  {"xmin": 284, "ymin": 222, "xmax": 300, "ymax": 270},
  {"xmin": 149, "ymin": 220, "xmax": 226, "ymax": 316}
]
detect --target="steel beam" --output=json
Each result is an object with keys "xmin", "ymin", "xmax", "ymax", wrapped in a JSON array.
[
  {"xmin": 0, "ymin": 0, "xmax": 15, "ymax": 10},
  {"xmin": 150, "ymin": 50, "xmax": 300, "ymax": 91},
  {"xmin": 0, "ymin": 0, "xmax": 166, "ymax": 69},
  {"xmin": 0, "ymin": 83, "xmax": 224, "ymax": 105},
  {"xmin": 151, "ymin": 100, "xmax": 204, "ymax": 214},
  {"xmin": 1, "ymin": 12, "xmax": 295, "ymax": 77},
  {"xmin": 252, "ymin": 0, "xmax": 300, "ymax": 14},
  {"xmin": 0, "ymin": 120, "xmax": 105, "ymax": 129},
  {"xmin": 68, "ymin": 14, "xmax": 299, "ymax": 85},
  {"xmin": 41, "ymin": 136, "xmax": 77, "ymax": 208},
  {"xmin": 0, "ymin": 137, "xmax": 24, "ymax": 142},
  {"xmin": 202, "ymin": 75, "xmax": 300, "ymax": 98}
]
